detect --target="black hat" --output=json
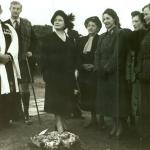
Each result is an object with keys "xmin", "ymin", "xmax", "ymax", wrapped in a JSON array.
[
  {"xmin": 84, "ymin": 16, "xmax": 102, "ymax": 29},
  {"xmin": 51, "ymin": 10, "xmax": 75, "ymax": 30}
]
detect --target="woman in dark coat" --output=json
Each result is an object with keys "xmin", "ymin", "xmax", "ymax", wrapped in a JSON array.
[
  {"xmin": 95, "ymin": 9, "xmax": 131, "ymax": 137},
  {"xmin": 128, "ymin": 11, "xmax": 147, "ymax": 127},
  {"xmin": 41, "ymin": 10, "xmax": 76, "ymax": 133},
  {"xmin": 134, "ymin": 4, "xmax": 150, "ymax": 139},
  {"xmin": 77, "ymin": 16, "xmax": 102, "ymax": 128}
]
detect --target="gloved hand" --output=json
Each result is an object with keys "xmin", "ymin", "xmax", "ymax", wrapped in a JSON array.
[{"xmin": 82, "ymin": 64, "xmax": 94, "ymax": 71}]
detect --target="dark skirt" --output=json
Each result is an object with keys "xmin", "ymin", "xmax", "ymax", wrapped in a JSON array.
[
  {"xmin": 44, "ymin": 71, "xmax": 74, "ymax": 115},
  {"xmin": 96, "ymin": 73, "xmax": 130, "ymax": 117},
  {"xmin": 78, "ymin": 70, "xmax": 97, "ymax": 111}
]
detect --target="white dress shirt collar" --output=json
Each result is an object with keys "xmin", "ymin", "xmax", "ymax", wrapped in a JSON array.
[{"xmin": 10, "ymin": 18, "xmax": 20, "ymax": 27}]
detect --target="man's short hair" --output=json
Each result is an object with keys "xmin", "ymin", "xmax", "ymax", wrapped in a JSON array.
[
  {"xmin": 142, "ymin": 3, "xmax": 150, "ymax": 11},
  {"xmin": 10, "ymin": 1, "xmax": 22, "ymax": 9}
]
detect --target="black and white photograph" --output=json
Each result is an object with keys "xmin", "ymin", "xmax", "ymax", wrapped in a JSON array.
[{"xmin": 0, "ymin": 0, "xmax": 150, "ymax": 149}]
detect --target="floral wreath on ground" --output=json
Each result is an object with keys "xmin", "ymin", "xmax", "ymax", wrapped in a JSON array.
[{"xmin": 30, "ymin": 129, "xmax": 83, "ymax": 150}]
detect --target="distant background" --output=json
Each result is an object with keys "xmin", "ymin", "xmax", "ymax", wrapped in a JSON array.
[{"xmin": 1, "ymin": 0, "xmax": 150, "ymax": 34}]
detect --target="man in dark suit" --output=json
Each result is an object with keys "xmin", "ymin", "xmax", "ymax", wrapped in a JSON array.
[{"xmin": 5, "ymin": 1, "xmax": 33, "ymax": 125}]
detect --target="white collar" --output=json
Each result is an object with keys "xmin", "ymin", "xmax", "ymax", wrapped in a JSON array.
[
  {"xmin": 10, "ymin": 18, "xmax": 20, "ymax": 25},
  {"xmin": 53, "ymin": 27, "xmax": 69, "ymax": 37}
]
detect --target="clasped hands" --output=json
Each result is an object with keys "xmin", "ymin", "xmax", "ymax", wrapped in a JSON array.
[
  {"xmin": 82, "ymin": 64, "xmax": 94, "ymax": 71},
  {"xmin": 27, "ymin": 51, "xmax": 32, "ymax": 57}
]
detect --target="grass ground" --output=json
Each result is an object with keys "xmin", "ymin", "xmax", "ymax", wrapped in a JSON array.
[
  {"xmin": 1, "ymin": 113, "xmax": 150, "ymax": 150},
  {"xmin": 0, "ymin": 76, "xmax": 150, "ymax": 150}
]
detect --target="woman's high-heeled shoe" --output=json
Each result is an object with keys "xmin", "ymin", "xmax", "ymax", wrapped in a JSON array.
[
  {"xmin": 115, "ymin": 122, "xmax": 123, "ymax": 138},
  {"xmin": 109, "ymin": 123, "xmax": 117, "ymax": 137}
]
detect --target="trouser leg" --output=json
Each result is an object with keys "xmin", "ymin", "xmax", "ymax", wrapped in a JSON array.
[{"xmin": 22, "ymin": 92, "xmax": 30, "ymax": 119}]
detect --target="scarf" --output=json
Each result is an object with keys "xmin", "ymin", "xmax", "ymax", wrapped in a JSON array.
[
  {"xmin": 83, "ymin": 36, "xmax": 94, "ymax": 54},
  {"xmin": 0, "ymin": 23, "xmax": 21, "ymax": 94}
]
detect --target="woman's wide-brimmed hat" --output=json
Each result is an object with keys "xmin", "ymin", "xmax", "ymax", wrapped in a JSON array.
[{"xmin": 51, "ymin": 10, "xmax": 75, "ymax": 30}]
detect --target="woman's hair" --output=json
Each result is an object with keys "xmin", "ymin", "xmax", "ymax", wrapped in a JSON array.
[
  {"xmin": 0, "ymin": 5, "xmax": 2, "ymax": 14},
  {"xmin": 131, "ymin": 11, "xmax": 146, "ymax": 25},
  {"xmin": 103, "ymin": 8, "xmax": 121, "ymax": 28},
  {"xmin": 142, "ymin": 3, "xmax": 150, "ymax": 11},
  {"xmin": 51, "ymin": 10, "xmax": 75, "ymax": 30}
]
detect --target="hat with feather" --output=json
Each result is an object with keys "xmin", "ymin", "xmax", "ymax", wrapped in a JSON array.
[{"xmin": 51, "ymin": 10, "xmax": 75, "ymax": 30}]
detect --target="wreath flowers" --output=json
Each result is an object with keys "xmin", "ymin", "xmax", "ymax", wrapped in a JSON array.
[{"xmin": 31, "ymin": 129, "xmax": 83, "ymax": 150}]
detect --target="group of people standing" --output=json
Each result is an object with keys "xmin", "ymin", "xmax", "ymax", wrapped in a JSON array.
[
  {"xmin": 0, "ymin": 0, "xmax": 150, "ymax": 142},
  {"xmin": 77, "ymin": 9, "xmax": 131, "ymax": 138},
  {"xmin": 41, "ymin": 2, "xmax": 150, "ymax": 140}
]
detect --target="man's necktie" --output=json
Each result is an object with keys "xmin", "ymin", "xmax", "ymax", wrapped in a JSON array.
[{"xmin": 14, "ymin": 20, "xmax": 19, "ymax": 33}]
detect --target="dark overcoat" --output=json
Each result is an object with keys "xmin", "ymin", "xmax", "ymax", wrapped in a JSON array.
[
  {"xmin": 5, "ymin": 18, "xmax": 33, "ymax": 83},
  {"xmin": 95, "ymin": 27, "xmax": 131, "ymax": 117},
  {"xmin": 77, "ymin": 34, "xmax": 99, "ymax": 111},
  {"xmin": 41, "ymin": 32, "xmax": 76, "ymax": 115},
  {"xmin": 135, "ymin": 26, "xmax": 150, "ymax": 138}
]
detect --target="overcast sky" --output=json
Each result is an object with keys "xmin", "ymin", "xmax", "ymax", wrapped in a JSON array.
[{"xmin": 1, "ymin": 0, "xmax": 150, "ymax": 34}]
